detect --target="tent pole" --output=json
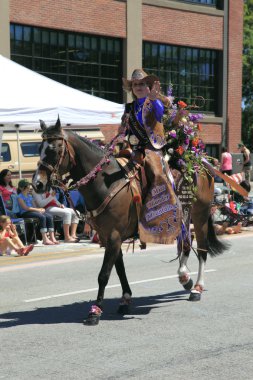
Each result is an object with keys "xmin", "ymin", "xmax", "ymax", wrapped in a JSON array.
[{"xmin": 15, "ymin": 125, "xmax": 22, "ymax": 179}]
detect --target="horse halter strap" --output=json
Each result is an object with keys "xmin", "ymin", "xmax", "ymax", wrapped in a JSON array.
[{"xmin": 38, "ymin": 134, "xmax": 75, "ymax": 178}]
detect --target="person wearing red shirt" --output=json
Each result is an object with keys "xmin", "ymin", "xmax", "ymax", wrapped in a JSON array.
[{"xmin": 0, "ymin": 169, "xmax": 17, "ymax": 213}]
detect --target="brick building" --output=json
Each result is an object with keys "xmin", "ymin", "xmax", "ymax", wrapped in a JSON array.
[{"xmin": 0, "ymin": 0, "xmax": 244, "ymax": 156}]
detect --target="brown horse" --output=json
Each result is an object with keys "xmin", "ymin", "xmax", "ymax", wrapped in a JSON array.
[{"xmin": 33, "ymin": 119, "xmax": 227, "ymax": 325}]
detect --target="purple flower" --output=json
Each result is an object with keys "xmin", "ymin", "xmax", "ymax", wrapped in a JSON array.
[
  {"xmin": 178, "ymin": 159, "xmax": 186, "ymax": 167},
  {"xmin": 167, "ymin": 84, "xmax": 173, "ymax": 96},
  {"xmin": 199, "ymin": 142, "xmax": 205, "ymax": 150},
  {"xmin": 188, "ymin": 113, "xmax": 203, "ymax": 122},
  {"xmin": 185, "ymin": 127, "xmax": 193, "ymax": 135},
  {"xmin": 169, "ymin": 130, "xmax": 177, "ymax": 138}
]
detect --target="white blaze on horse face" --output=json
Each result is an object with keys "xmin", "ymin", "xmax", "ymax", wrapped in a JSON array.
[
  {"xmin": 33, "ymin": 169, "xmax": 48, "ymax": 188},
  {"xmin": 33, "ymin": 140, "xmax": 51, "ymax": 188},
  {"xmin": 40, "ymin": 140, "xmax": 50, "ymax": 161}
]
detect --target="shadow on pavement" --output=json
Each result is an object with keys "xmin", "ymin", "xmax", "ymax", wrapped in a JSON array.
[{"xmin": 0, "ymin": 290, "xmax": 188, "ymax": 328}]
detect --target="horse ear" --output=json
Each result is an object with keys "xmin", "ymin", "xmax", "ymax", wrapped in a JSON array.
[
  {"xmin": 40, "ymin": 120, "xmax": 47, "ymax": 131},
  {"xmin": 55, "ymin": 115, "xmax": 61, "ymax": 130}
]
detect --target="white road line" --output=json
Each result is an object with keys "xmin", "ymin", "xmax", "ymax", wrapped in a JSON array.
[{"xmin": 24, "ymin": 269, "xmax": 216, "ymax": 303}]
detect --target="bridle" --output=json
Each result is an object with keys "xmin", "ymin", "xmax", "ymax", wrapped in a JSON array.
[
  {"xmin": 38, "ymin": 134, "xmax": 76, "ymax": 184},
  {"xmin": 37, "ymin": 128, "xmax": 127, "ymax": 190}
]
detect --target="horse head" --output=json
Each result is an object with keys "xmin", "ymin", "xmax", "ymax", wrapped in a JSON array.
[{"xmin": 33, "ymin": 117, "xmax": 72, "ymax": 193}]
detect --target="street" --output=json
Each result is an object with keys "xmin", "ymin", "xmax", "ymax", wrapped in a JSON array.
[{"xmin": 0, "ymin": 234, "xmax": 253, "ymax": 380}]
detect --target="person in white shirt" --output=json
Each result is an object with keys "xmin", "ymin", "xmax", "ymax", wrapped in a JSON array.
[{"xmin": 33, "ymin": 188, "xmax": 79, "ymax": 243}]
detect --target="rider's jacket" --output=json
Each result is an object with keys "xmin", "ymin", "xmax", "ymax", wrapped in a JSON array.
[{"xmin": 122, "ymin": 97, "xmax": 166, "ymax": 151}]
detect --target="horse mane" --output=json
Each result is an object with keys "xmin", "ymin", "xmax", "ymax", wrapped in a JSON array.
[
  {"xmin": 42, "ymin": 125, "xmax": 105, "ymax": 158},
  {"xmin": 65, "ymin": 130, "xmax": 105, "ymax": 158}
]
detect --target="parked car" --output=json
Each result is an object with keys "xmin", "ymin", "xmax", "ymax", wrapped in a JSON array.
[{"xmin": 0, "ymin": 129, "xmax": 104, "ymax": 182}]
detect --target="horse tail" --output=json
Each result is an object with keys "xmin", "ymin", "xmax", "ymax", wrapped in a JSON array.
[{"xmin": 207, "ymin": 216, "xmax": 229, "ymax": 257}]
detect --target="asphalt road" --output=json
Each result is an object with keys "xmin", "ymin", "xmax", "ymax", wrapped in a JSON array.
[{"xmin": 0, "ymin": 234, "xmax": 253, "ymax": 380}]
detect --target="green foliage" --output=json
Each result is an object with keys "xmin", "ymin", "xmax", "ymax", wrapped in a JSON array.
[
  {"xmin": 243, "ymin": 0, "xmax": 253, "ymax": 102},
  {"xmin": 242, "ymin": 1, "xmax": 253, "ymax": 148},
  {"xmin": 163, "ymin": 101, "xmax": 210, "ymax": 200}
]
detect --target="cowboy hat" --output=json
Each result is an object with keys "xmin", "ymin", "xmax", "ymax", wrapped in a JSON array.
[{"xmin": 122, "ymin": 69, "xmax": 159, "ymax": 92}]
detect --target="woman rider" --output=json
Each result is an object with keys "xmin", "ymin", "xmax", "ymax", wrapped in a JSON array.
[
  {"xmin": 120, "ymin": 69, "xmax": 182, "ymax": 245},
  {"xmin": 121, "ymin": 68, "xmax": 168, "ymax": 162}
]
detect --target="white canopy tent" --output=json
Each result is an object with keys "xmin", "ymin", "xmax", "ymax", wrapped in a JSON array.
[
  {"xmin": 0, "ymin": 55, "xmax": 124, "ymax": 177},
  {"xmin": 0, "ymin": 54, "xmax": 123, "ymax": 127}
]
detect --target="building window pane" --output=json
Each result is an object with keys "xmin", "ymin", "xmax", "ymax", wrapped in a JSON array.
[
  {"xmin": 176, "ymin": 0, "xmax": 216, "ymax": 5},
  {"xmin": 143, "ymin": 41, "xmax": 218, "ymax": 113},
  {"xmin": 10, "ymin": 23, "xmax": 123, "ymax": 103}
]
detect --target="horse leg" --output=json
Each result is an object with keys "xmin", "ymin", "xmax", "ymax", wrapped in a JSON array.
[
  {"xmin": 177, "ymin": 212, "xmax": 194, "ymax": 291},
  {"xmin": 85, "ymin": 231, "xmax": 121, "ymax": 325},
  {"xmin": 189, "ymin": 250, "xmax": 206, "ymax": 301},
  {"xmin": 115, "ymin": 249, "xmax": 132, "ymax": 314},
  {"xmin": 189, "ymin": 213, "xmax": 208, "ymax": 302},
  {"xmin": 178, "ymin": 248, "xmax": 194, "ymax": 291},
  {"xmin": 177, "ymin": 222, "xmax": 194, "ymax": 291}
]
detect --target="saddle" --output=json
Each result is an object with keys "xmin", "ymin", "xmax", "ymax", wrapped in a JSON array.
[{"xmin": 117, "ymin": 150, "xmax": 182, "ymax": 244}]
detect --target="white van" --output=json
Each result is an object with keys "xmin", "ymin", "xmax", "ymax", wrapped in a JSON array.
[{"xmin": 0, "ymin": 129, "xmax": 104, "ymax": 181}]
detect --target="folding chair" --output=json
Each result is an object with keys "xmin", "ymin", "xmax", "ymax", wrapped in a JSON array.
[{"xmin": 0, "ymin": 195, "xmax": 27, "ymax": 245}]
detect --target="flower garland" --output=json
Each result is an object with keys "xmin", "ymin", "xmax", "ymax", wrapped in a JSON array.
[
  {"xmin": 76, "ymin": 131, "xmax": 126, "ymax": 188},
  {"xmin": 163, "ymin": 85, "xmax": 210, "ymax": 200}
]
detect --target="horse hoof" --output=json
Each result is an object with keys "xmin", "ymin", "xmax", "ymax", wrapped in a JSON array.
[
  {"xmin": 84, "ymin": 305, "xmax": 102, "ymax": 325},
  {"xmin": 84, "ymin": 314, "xmax": 100, "ymax": 325},
  {"xmin": 117, "ymin": 304, "xmax": 130, "ymax": 315},
  {"xmin": 183, "ymin": 278, "xmax": 193, "ymax": 291},
  {"xmin": 189, "ymin": 291, "xmax": 201, "ymax": 302}
]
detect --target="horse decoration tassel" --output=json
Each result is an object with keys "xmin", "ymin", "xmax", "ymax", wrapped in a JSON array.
[{"xmin": 133, "ymin": 194, "xmax": 141, "ymax": 203}]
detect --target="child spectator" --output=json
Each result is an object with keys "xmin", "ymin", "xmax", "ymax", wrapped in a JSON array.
[{"xmin": 0, "ymin": 215, "xmax": 33, "ymax": 256}]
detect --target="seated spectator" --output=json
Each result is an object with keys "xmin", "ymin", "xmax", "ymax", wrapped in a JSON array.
[
  {"xmin": 0, "ymin": 215, "xmax": 33, "ymax": 256},
  {"xmin": 33, "ymin": 187, "xmax": 79, "ymax": 243},
  {"xmin": 230, "ymin": 180, "xmax": 251, "ymax": 204},
  {"xmin": 214, "ymin": 222, "xmax": 242, "ymax": 235},
  {"xmin": 0, "ymin": 169, "xmax": 17, "ymax": 216},
  {"xmin": 17, "ymin": 179, "xmax": 59, "ymax": 245},
  {"xmin": 210, "ymin": 158, "xmax": 223, "ymax": 183}
]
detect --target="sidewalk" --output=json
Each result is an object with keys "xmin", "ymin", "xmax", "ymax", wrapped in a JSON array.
[{"xmin": 0, "ymin": 237, "xmax": 102, "ymax": 258}]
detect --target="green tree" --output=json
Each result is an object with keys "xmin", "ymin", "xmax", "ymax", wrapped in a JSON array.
[{"xmin": 242, "ymin": 0, "xmax": 253, "ymax": 149}]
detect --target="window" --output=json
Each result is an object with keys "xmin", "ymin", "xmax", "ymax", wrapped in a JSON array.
[
  {"xmin": 143, "ymin": 42, "xmax": 218, "ymax": 113},
  {"xmin": 205, "ymin": 144, "xmax": 219, "ymax": 159},
  {"xmin": 10, "ymin": 24, "xmax": 123, "ymax": 103},
  {"xmin": 176, "ymin": 0, "xmax": 216, "ymax": 5},
  {"xmin": 0, "ymin": 143, "xmax": 11, "ymax": 162},
  {"xmin": 21, "ymin": 142, "xmax": 41, "ymax": 157}
]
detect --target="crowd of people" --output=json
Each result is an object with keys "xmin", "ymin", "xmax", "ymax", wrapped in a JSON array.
[{"xmin": 0, "ymin": 168, "xmax": 93, "ymax": 255}]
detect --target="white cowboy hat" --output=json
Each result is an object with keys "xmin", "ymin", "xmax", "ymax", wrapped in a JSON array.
[{"xmin": 122, "ymin": 69, "xmax": 159, "ymax": 92}]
